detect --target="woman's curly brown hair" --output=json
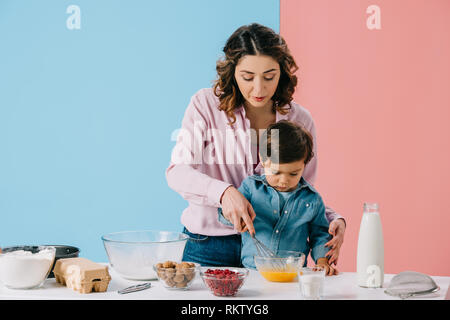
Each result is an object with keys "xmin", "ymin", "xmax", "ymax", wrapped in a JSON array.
[{"xmin": 213, "ymin": 23, "xmax": 299, "ymax": 125}]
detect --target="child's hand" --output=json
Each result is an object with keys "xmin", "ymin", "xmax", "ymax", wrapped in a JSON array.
[{"xmin": 316, "ymin": 257, "xmax": 338, "ymax": 276}]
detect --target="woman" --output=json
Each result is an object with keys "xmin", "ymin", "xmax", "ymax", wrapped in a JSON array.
[{"xmin": 166, "ymin": 23, "xmax": 346, "ymax": 268}]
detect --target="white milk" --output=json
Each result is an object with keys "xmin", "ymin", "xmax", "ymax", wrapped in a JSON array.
[
  {"xmin": 356, "ymin": 203, "xmax": 384, "ymax": 287},
  {"xmin": 299, "ymin": 274, "xmax": 324, "ymax": 299}
]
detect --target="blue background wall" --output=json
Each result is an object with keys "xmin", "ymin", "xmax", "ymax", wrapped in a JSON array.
[{"xmin": 0, "ymin": 1, "xmax": 279, "ymax": 262}]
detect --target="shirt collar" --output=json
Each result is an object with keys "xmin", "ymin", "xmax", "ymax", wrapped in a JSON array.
[
  {"xmin": 249, "ymin": 175, "xmax": 317, "ymax": 194},
  {"xmin": 275, "ymin": 108, "xmax": 290, "ymax": 121},
  {"xmin": 235, "ymin": 103, "xmax": 291, "ymax": 121}
]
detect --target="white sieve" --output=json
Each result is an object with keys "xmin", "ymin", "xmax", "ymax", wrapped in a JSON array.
[{"xmin": 384, "ymin": 271, "xmax": 440, "ymax": 299}]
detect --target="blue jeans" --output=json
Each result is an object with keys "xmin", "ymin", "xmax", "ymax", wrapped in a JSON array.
[{"xmin": 181, "ymin": 227, "xmax": 242, "ymax": 267}]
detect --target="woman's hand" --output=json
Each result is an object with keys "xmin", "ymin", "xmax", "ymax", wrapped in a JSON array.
[
  {"xmin": 220, "ymin": 186, "xmax": 256, "ymax": 235},
  {"xmin": 325, "ymin": 218, "xmax": 346, "ymax": 265}
]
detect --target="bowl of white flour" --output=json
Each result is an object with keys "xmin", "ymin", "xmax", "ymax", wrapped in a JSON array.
[{"xmin": 0, "ymin": 246, "xmax": 56, "ymax": 289}]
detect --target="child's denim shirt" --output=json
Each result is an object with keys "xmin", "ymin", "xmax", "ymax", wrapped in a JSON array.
[{"xmin": 218, "ymin": 175, "xmax": 331, "ymax": 269}]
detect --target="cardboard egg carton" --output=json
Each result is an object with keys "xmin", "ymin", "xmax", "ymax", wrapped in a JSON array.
[{"xmin": 54, "ymin": 257, "xmax": 111, "ymax": 294}]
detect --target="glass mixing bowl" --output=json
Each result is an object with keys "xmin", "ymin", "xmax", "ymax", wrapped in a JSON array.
[
  {"xmin": 254, "ymin": 250, "xmax": 305, "ymax": 282},
  {"xmin": 102, "ymin": 230, "xmax": 189, "ymax": 280}
]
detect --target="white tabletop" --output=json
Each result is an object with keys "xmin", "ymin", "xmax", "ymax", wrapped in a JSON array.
[{"xmin": 0, "ymin": 265, "xmax": 448, "ymax": 300}]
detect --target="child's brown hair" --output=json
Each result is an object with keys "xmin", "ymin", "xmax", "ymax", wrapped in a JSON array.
[{"xmin": 260, "ymin": 120, "xmax": 314, "ymax": 164}]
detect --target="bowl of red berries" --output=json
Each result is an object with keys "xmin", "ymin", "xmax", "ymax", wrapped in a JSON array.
[{"xmin": 200, "ymin": 267, "xmax": 249, "ymax": 297}]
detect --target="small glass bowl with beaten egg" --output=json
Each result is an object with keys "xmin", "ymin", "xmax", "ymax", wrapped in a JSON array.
[{"xmin": 254, "ymin": 250, "xmax": 305, "ymax": 282}]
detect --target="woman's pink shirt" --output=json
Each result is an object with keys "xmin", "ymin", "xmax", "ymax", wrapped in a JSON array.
[{"xmin": 166, "ymin": 88, "xmax": 343, "ymax": 236}]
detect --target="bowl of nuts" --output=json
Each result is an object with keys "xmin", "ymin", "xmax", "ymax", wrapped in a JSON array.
[{"xmin": 154, "ymin": 261, "xmax": 199, "ymax": 290}]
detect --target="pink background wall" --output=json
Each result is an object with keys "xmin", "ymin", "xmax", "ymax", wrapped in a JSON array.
[{"xmin": 281, "ymin": 0, "xmax": 450, "ymax": 276}]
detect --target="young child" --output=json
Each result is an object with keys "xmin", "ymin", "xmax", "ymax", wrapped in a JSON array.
[{"xmin": 218, "ymin": 120, "xmax": 337, "ymax": 275}]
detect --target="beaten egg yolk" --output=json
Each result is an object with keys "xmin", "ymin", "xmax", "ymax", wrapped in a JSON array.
[{"xmin": 258, "ymin": 266, "xmax": 298, "ymax": 282}]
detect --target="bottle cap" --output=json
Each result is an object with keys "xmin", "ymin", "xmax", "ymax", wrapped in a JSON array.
[{"xmin": 363, "ymin": 202, "xmax": 379, "ymax": 212}]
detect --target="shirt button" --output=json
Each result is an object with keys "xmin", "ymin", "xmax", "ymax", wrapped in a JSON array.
[
  {"xmin": 284, "ymin": 210, "xmax": 288, "ymax": 214},
  {"xmin": 273, "ymin": 210, "xmax": 277, "ymax": 214},
  {"xmin": 306, "ymin": 203, "xmax": 310, "ymax": 207},
  {"xmin": 275, "ymin": 230, "xmax": 279, "ymax": 233}
]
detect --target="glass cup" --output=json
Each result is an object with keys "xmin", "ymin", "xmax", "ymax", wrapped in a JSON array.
[{"xmin": 298, "ymin": 266, "xmax": 325, "ymax": 300}]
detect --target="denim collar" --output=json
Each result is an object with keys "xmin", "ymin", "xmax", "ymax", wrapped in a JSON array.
[{"xmin": 249, "ymin": 174, "xmax": 317, "ymax": 194}]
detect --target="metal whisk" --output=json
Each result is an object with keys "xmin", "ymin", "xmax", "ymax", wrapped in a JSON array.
[{"xmin": 252, "ymin": 234, "xmax": 285, "ymax": 271}]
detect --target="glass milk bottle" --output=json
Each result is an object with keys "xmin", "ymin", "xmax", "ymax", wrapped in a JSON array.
[{"xmin": 357, "ymin": 202, "xmax": 384, "ymax": 287}]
